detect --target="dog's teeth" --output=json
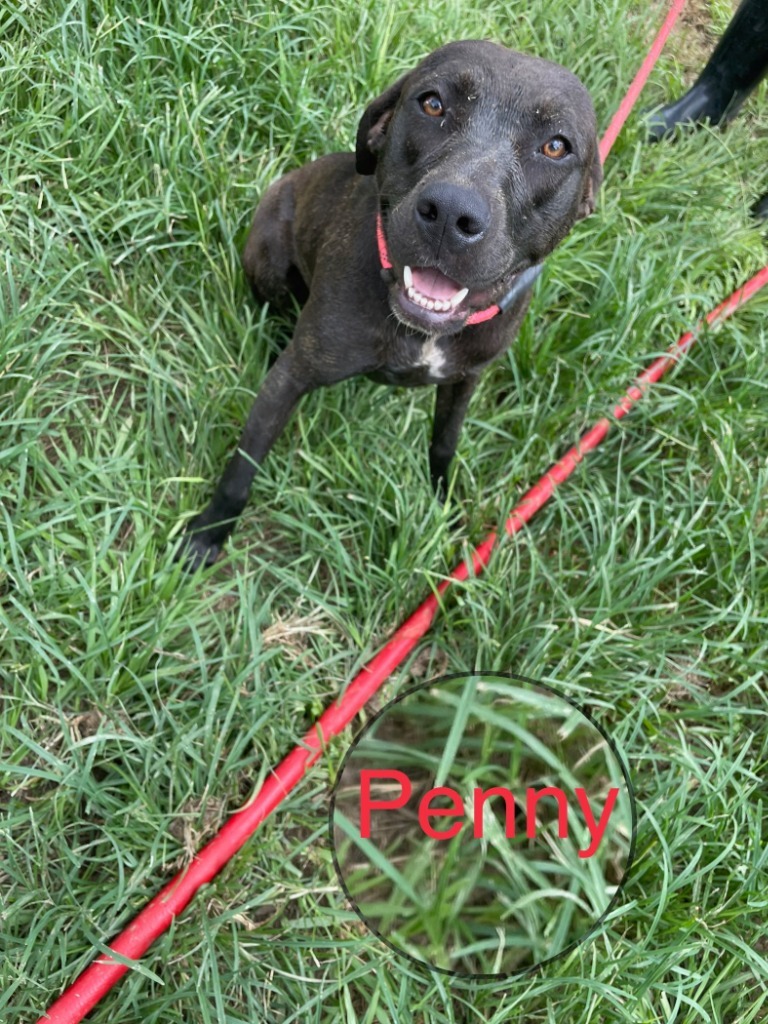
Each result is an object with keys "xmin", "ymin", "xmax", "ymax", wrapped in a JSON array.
[{"xmin": 405, "ymin": 279, "xmax": 466, "ymax": 314}]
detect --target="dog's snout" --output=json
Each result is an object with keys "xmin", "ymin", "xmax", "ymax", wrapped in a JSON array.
[{"xmin": 415, "ymin": 183, "xmax": 491, "ymax": 249}]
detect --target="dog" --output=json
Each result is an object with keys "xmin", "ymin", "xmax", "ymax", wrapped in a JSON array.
[{"xmin": 179, "ymin": 39, "xmax": 601, "ymax": 569}]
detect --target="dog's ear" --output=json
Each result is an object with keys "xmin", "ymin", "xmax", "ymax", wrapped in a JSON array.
[
  {"xmin": 355, "ymin": 72, "xmax": 409, "ymax": 175},
  {"xmin": 577, "ymin": 143, "xmax": 603, "ymax": 219}
]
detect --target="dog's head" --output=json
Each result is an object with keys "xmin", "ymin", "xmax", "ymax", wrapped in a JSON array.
[{"xmin": 356, "ymin": 40, "xmax": 602, "ymax": 336}]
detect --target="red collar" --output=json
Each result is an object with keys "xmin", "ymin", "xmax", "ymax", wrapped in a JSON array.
[{"xmin": 376, "ymin": 212, "xmax": 541, "ymax": 324}]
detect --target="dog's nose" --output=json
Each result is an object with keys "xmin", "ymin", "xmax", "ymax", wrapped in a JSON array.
[{"xmin": 415, "ymin": 183, "xmax": 491, "ymax": 249}]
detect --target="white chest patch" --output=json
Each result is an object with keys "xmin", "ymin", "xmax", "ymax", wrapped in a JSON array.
[{"xmin": 417, "ymin": 337, "xmax": 447, "ymax": 376}]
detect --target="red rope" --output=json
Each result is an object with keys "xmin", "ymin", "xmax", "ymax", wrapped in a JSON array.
[
  {"xmin": 39, "ymin": 4, "xmax": 768, "ymax": 1021},
  {"xmin": 599, "ymin": 0, "xmax": 688, "ymax": 163},
  {"xmin": 37, "ymin": 263, "xmax": 768, "ymax": 1024}
]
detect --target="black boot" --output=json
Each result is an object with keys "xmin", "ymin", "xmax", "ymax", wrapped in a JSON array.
[
  {"xmin": 752, "ymin": 192, "xmax": 768, "ymax": 221},
  {"xmin": 649, "ymin": 0, "xmax": 768, "ymax": 141}
]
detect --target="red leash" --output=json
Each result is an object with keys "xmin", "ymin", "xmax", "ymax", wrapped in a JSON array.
[
  {"xmin": 37, "ymin": 262, "xmax": 768, "ymax": 1024},
  {"xmin": 38, "ymin": 2, "xmax": 768, "ymax": 1020},
  {"xmin": 599, "ymin": 0, "xmax": 687, "ymax": 162}
]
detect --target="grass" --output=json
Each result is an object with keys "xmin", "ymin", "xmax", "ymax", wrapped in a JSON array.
[
  {"xmin": 331, "ymin": 676, "xmax": 635, "ymax": 977},
  {"xmin": 1, "ymin": 0, "xmax": 767, "ymax": 1021}
]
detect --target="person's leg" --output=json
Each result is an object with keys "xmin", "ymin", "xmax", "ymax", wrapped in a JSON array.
[{"xmin": 648, "ymin": 0, "xmax": 768, "ymax": 141}]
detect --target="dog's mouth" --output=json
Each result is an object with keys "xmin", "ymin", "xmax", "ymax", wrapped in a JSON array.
[
  {"xmin": 402, "ymin": 266, "xmax": 469, "ymax": 316},
  {"xmin": 377, "ymin": 209, "xmax": 526, "ymax": 333},
  {"xmin": 391, "ymin": 263, "xmax": 521, "ymax": 333}
]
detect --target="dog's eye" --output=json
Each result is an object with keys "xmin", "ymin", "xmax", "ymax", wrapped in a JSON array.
[
  {"xmin": 541, "ymin": 136, "xmax": 571, "ymax": 160},
  {"xmin": 420, "ymin": 92, "xmax": 445, "ymax": 117}
]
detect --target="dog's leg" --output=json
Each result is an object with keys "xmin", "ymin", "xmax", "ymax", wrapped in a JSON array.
[
  {"xmin": 241, "ymin": 171, "xmax": 309, "ymax": 310},
  {"xmin": 429, "ymin": 377, "xmax": 478, "ymax": 498},
  {"xmin": 178, "ymin": 346, "xmax": 315, "ymax": 569}
]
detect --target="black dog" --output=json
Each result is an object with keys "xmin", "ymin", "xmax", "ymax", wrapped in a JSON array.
[{"xmin": 180, "ymin": 40, "xmax": 601, "ymax": 569}]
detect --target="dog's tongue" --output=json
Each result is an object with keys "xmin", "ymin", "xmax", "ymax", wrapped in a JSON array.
[{"xmin": 411, "ymin": 267, "xmax": 463, "ymax": 301}]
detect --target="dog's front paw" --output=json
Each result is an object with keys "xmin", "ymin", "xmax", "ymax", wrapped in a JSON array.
[
  {"xmin": 173, "ymin": 513, "xmax": 229, "ymax": 572},
  {"xmin": 431, "ymin": 471, "xmax": 449, "ymax": 505},
  {"xmin": 174, "ymin": 531, "xmax": 221, "ymax": 571}
]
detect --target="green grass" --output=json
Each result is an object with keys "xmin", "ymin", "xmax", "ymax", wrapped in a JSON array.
[
  {"xmin": 1, "ymin": 0, "xmax": 767, "ymax": 1021},
  {"xmin": 331, "ymin": 676, "xmax": 635, "ymax": 977}
]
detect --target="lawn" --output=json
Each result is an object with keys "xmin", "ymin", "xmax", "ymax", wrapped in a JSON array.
[{"xmin": 1, "ymin": 0, "xmax": 767, "ymax": 1021}]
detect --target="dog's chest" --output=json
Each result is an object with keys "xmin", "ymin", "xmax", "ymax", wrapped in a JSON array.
[
  {"xmin": 415, "ymin": 337, "xmax": 448, "ymax": 376},
  {"xmin": 371, "ymin": 332, "xmax": 458, "ymax": 386}
]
